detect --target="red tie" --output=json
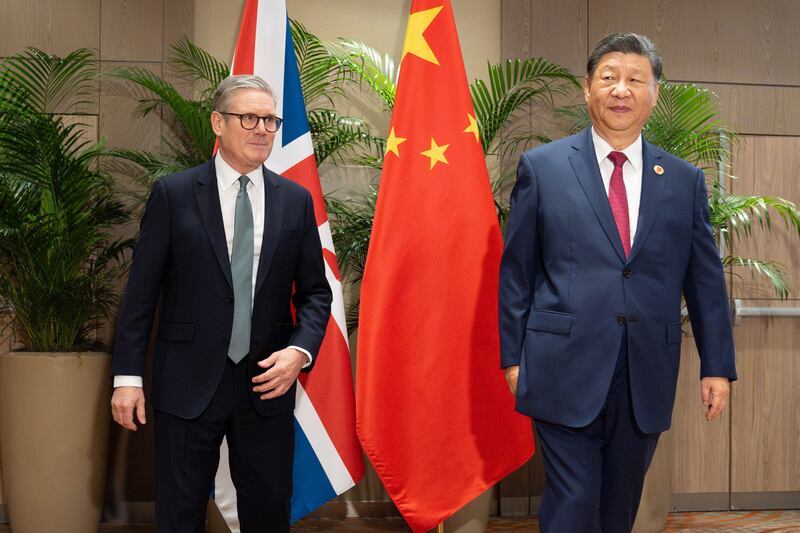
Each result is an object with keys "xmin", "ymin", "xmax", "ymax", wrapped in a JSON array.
[{"xmin": 607, "ymin": 151, "xmax": 631, "ymax": 257}]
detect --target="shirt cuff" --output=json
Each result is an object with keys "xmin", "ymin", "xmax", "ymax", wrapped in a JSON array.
[
  {"xmin": 288, "ymin": 345, "xmax": 313, "ymax": 368},
  {"xmin": 114, "ymin": 375, "xmax": 143, "ymax": 388}
]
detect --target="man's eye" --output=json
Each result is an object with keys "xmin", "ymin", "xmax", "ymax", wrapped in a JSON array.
[{"xmin": 243, "ymin": 113, "xmax": 259, "ymax": 122}]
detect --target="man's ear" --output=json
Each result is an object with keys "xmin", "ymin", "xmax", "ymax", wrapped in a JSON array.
[
  {"xmin": 211, "ymin": 111, "xmax": 223, "ymax": 136},
  {"xmin": 582, "ymin": 75, "xmax": 591, "ymax": 103}
]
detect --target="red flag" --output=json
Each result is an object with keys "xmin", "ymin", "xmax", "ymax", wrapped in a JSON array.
[{"xmin": 356, "ymin": 1, "xmax": 534, "ymax": 531}]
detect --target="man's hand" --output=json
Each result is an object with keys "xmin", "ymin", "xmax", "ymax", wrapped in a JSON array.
[
  {"xmin": 505, "ymin": 365, "xmax": 520, "ymax": 396},
  {"xmin": 252, "ymin": 347, "xmax": 306, "ymax": 400},
  {"xmin": 701, "ymin": 377, "xmax": 730, "ymax": 421},
  {"xmin": 111, "ymin": 386, "xmax": 146, "ymax": 431}
]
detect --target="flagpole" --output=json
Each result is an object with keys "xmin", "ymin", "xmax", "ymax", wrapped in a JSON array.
[{"xmin": 437, "ymin": 524, "xmax": 444, "ymax": 533}]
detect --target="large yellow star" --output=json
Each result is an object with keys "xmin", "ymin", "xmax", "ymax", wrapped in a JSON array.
[
  {"xmin": 421, "ymin": 138, "xmax": 450, "ymax": 169},
  {"xmin": 401, "ymin": 6, "xmax": 443, "ymax": 65},
  {"xmin": 464, "ymin": 113, "xmax": 480, "ymax": 143},
  {"xmin": 385, "ymin": 127, "xmax": 406, "ymax": 158}
]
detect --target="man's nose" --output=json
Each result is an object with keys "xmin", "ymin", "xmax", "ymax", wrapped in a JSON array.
[{"xmin": 611, "ymin": 81, "xmax": 630, "ymax": 97}]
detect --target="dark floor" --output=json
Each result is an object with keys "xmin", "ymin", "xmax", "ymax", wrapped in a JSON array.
[{"xmin": 2, "ymin": 511, "xmax": 799, "ymax": 532}]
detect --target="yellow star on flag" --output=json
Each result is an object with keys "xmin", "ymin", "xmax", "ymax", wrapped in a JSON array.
[
  {"xmin": 401, "ymin": 6, "xmax": 443, "ymax": 65},
  {"xmin": 421, "ymin": 138, "xmax": 449, "ymax": 169},
  {"xmin": 464, "ymin": 113, "xmax": 480, "ymax": 143},
  {"xmin": 385, "ymin": 127, "xmax": 407, "ymax": 158}
]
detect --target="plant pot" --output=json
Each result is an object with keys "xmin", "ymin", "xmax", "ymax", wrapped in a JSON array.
[{"xmin": 0, "ymin": 351, "xmax": 112, "ymax": 533}]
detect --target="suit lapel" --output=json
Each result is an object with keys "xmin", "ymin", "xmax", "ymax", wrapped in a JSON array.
[
  {"xmin": 628, "ymin": 140, "xmax": 666, "ymax": 262},
  {"xmin": 195, "ymin": 160, "xmax": 233, "ymax": 289},
  {"xmin": 569, "ymin": 128, "xmax": 627, "ymax": 263},
  {"xmin": 254, "ymin": 166, "xmax": 283, "ymax": 296}
]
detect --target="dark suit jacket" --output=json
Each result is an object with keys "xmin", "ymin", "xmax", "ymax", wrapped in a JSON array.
[
  {"xmin": 499, "ymin": 128, "xmax": 736, "ymax": 434},
  {"xmin": 112, "ymin": 159, "xmax": 332, "ymax": 419}
]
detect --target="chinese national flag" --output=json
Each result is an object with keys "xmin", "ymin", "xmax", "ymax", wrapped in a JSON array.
[{"xmin": 355, "ymin": 1, "xmax": 534, "ymax": 531}]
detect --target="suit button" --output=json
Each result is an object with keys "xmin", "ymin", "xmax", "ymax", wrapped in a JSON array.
[
  {"xmin": 623, "ymin": 269, "xmax": 632, "ymax": 278},
  {"xmin": 222, "ymin": 338, "xmax": 229, "ymax": 346},
  {"xmin": 616, "ymin": 315, "xmax": 626, "ymax": 325},
  {"xmin": 225, "ymin": 296, "xmax": 233, "ymax": 304}
]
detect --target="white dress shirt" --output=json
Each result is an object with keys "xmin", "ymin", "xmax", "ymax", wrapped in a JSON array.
[
  {"xmin": 114, "ymin": 152, "xmax": 310, "ymax": 388},
  {"xmin": 591, "ymin": 127, "xmax": 643, "ymax": 243}
]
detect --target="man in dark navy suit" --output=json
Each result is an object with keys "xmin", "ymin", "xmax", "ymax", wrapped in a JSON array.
[
  {"xmin": 499, "ymin": 34, "xmax": 736, "ymax": 532},
  {"xmin": 110, "ymin": 75, "xmax": 331, "ymax": 532}
]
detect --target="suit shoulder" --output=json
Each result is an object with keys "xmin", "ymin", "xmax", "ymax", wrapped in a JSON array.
[
  {"xmin": 157, "ymin": 161, "xmax": 211, "ymax": 190},
  {"xmin": 521, "ymin": 132, "xmax": 582, "ymax": 161}
]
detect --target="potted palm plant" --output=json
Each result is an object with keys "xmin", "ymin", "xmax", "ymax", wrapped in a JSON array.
[{"xmin": 0, "ymin": 48, "xmax": 133, "ymax": 532}]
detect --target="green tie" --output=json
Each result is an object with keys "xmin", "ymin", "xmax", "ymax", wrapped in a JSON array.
[{"xmin": 228, "ymin": 175, "xmax": 254, "ymax": 363}]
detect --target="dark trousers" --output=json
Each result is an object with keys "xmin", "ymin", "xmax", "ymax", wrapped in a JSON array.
[
  {"xmin": 155, "ymin": 356, "xmax": 294, "ymax": 533},
  {"xmin": 534, "ymin": 335, "xmax": 660, "ymax": 533}
]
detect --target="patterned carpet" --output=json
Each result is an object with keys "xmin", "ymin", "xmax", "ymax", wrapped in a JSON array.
[{"xmin": 292, "ymin": 511, "xmax": 800, "ymax": 532}]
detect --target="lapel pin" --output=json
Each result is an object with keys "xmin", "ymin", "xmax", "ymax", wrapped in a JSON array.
[{"xmin": 653, "ymin": 165, "xmax": 664, "ymax": 175}]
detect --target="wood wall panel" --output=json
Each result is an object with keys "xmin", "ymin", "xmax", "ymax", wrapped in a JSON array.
[
  {"xmin": 730, "ymin": 136, "xmax": 800, "ymax": 299},
  {"xmin": 101, "ymin": 0, "xmax": 164, "ymax": 62},
  {"xmin": 670, "ymin": 333, "xmax": 730, "ymax": 493},
  {"xmin": 530, "ymin": 0, "xmax": 587, "ymax": 75},
  {"xmin": 693, "ymin": 84, "xmax": 800, "ymax": 137},
  {"xmin": 731, "ymin": 317, "xmax": 800, "ymax": 492},
  {"xmin": 588, "ymin": 0, "xmax": 800, "ymax": 86},
  {"xmin": 501, "ymin": 0, "xmax": 531, "ymax": 61},
  {"xmin": 164, "ymin": 0, "xmax": 194, "ymax": 54},
  {"xmin": 0, "ymin": 0, "xmax": 100, "ymax": 57},
  {"xmin": 99, "ymin": 62, "xmax": 164, "ymax": 152}
]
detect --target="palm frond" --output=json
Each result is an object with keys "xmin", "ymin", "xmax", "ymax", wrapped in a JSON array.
[
  {"xmin": 290, "ymin": 19, "xmax": 344, "ymax": 107},
  {"xmin": 169, "ymin": 37, "xmax": 229, "ymax": 95},
  {"xmin": 327, "ymin": 39, "xmax": 398, "ymax": 110},
  {"xmin": 711, "ymin": 192, "xmax": 800, "ymax": 247},
  {"xmin": 470, "ymin": 57, "xmax": 579, "ymax": 156},
  {"xmin": 0, "ymin": 48, "xmax": 96, "ymax": 114},
  {"xmin": 723, "ymin": 256, "xmax": 791, "ymax": 299}
]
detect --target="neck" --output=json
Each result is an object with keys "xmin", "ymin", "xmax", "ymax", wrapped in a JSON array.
[
  {"xmin": 217, "ymin": 148, "xmax": 260, "ymax": 175},
  {"xmin": 593, "ymin": 129, "xmax": 639, "ymax": 151}
]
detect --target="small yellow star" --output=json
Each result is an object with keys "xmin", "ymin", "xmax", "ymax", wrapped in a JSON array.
[
  {"xmin": 421, "ymin": 138, "xmax": 450, "ymax": 169},
  {"xmin": 385, "ymin": 127, "xmax": 407, "ymax": 158},
  {"xmin": 401, "ymin": 6, "xmax": 443, "ymax": 65},
  {"xmin": 464, "ymin": 113, "xmax": 480, "ymax": 143}
]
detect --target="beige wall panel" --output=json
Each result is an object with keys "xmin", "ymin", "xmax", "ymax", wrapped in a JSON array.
[
  {"xmin": 731, "ymin": 317, "xmax": 800, "ymax": 492},
  {"xmin": 501, "ymin": 0, "xmax": 531, "ymax": 61},
  {"xmin": 530, "ymin": 0, "xmax": 587, "ymax": 75},
  {"xmin": 195, "ymin": 1, "xmax": 502, "ymax": 90},
  {"xmin": 164, "ymin": 0, "xmax": 195, "ymax": 53},
  {"xmin": 588, "ymin": 0, "xmax": 800, "ymax": 86},
  {"xmin": 61, "ymin": 114, "xmax": 99, "ymax": 145},
  {"xmin": 99, "ymin": 62, "xmax": 163, "ymax": 152},
  {"xmin": 694, "ymin": 84, "xmax": 800, "ymax": 137},
  {"xmin": 670, "ymin": 332, "xmax": 730, "ymax": 493},
  {"xmin": 730, "ymin": 136, "xmax": 800, "ymax": 299},
  {"xmin": 0, "ymin": 0, "xmax": 100, "ymax": 57},
  {"xmin": 101, "ymin": 0, "xmax": 164, "ymax": 62}
]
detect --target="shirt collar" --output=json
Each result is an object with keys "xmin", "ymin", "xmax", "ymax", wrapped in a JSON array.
[
  {"xmin": 214, "ymin": 151, "xmax": 264, "ymax": 192},
  {"xmin": 591, "ymin": 127, "xmax": 643, "ymax": 171}
]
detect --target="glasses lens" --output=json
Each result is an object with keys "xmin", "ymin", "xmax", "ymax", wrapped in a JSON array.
[{"xmin": 240, "ymin": 113, "xmax": 258, "ymax": 130}]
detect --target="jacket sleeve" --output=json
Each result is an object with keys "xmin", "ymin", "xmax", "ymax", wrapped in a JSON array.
[
  {"xmin": 111, "ymin": 179, "xmax": 171, "ymax": 378},
  {"xmin": 288, "ymin": 192, "xmax": 333, "ymax": 371},
  {"xmin": 498, "ymin": 152, "xmax": 540, "ymax": 369},
  {"xmin": 682, "ymin": 168, "xmax": 737, "ymax": 380}
]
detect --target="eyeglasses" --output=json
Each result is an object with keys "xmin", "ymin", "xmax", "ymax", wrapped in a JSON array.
[{"xmin": 220, "ymin": 112, "xmax": 283, "ymax": 132}]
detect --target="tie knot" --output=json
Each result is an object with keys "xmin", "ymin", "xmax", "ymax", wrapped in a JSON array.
[
  {"xmin": 608, "ymin": 151, "xmax": 627, "ymax": 168},
  {"xmin": 238, "ymin": 175, "xmax": 250, "ymax": 191}
]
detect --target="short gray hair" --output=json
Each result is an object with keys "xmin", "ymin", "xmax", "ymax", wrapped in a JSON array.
[
  {"xmin": 587, "ymin": 33, "xmax": 663, "ymax": 81},
  {"xmin": 212, "ymin": 75, "xmax": 275, "ymax": 112}
]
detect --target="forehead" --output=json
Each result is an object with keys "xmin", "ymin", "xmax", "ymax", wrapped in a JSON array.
[
  {"xmin": 593, "ymin": 52, "xmax": 653, "ymax": 76},
  {"xmin": 227, "ymin": 88, "xmax": 276, "ymax": 112}
]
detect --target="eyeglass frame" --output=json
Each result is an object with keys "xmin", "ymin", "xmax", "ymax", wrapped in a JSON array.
[{"xmin": 219, "ymin": 111, "xmax": 283, "ymax": 132}]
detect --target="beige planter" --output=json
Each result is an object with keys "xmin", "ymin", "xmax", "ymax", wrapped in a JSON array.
[{"xmin": 0, "ymin": 352, "xmax": 112, "ymax": 533}]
